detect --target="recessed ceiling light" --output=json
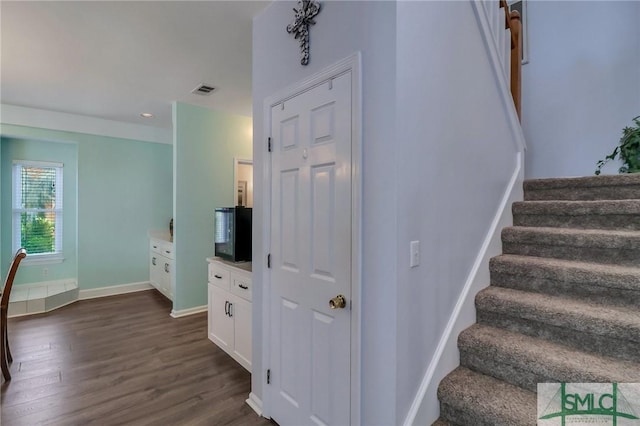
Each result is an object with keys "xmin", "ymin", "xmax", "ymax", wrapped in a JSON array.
[{"xmin": 140, "ymin": 112, "xmax": 154, "ymax": 118}]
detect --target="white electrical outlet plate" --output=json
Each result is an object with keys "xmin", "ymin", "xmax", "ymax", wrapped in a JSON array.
[{"xmin": 410, "ymin": 240, "xmax": 420, "ymax": 268}]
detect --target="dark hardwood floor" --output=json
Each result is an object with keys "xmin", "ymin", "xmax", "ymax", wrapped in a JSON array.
[{"xmin": 1, "ymin": 290, "xmax": 274, "ymax": 426}]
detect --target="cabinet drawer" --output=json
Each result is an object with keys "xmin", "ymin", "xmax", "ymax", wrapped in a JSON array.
[
  {"xmin": 209, "ymin": 263, "xmax": 230, "ymax": 290},
  {"xmin": 231, "ymin": 274, "xmax": 252, "ymax": 302},
  {"xmin": 150, "ymin": 239, "xmax": 174, "ymax": 259},
  {"xmin": 150, "ymin": 239, "xmax": 162, "ymax": 254},
  {"xmin": 158, "ymin": 241, "xmax": 174, "ymax": 259}
]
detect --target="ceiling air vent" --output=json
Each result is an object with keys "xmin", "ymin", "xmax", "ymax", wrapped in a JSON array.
[{"xmin": 191, "ymin": 84, "xmax": 216, "ymax": 96}]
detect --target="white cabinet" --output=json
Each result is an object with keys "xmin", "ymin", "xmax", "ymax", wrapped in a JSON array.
[
  {"xmin": 207, "ymin": 258, "xmax": 252, "ymax": 371},
  {"xmin": 231, "ymin": 296, "xmax": 252, "ymax": 368},
  {"xmin": 209, "ymin": 285, "xmax": 234, "ymax": 350},
  {"xmin": 150, "ymin": 238, "xmax": 174, "ymax": 301}
]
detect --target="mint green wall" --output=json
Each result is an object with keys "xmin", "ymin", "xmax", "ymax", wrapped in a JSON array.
[
  {"xmin": 77, "ymin": 135, "xmax": 172, "ymax": 289},
  {"xmin": 0, "ymin": 137, "xmax": 2, "ymax": 274},
  {"xmin": 1, "ymin": 137, "xmax": 78, "ymax": 285},
  {"xmin": 0, "ymin": 124, "xmax": 172, "ymax": 290},
  {"xmin": 173, "ymin": 103, "xmax": 252, "ymax": 311}
]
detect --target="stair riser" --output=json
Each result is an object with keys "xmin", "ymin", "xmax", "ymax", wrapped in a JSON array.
[
  {"xmin": 502, "ymin": 242, "xmax": 640, "ymax": 267},
  {"xmin": 524, "ymin": 185, "xmax": 640, "ymax": 201},
  {"xmin": 477, "ymin": 311, "xmax": 640, "ymax": 362},
  {"xmin": 440, "ymin": 404, "xmax": 509, "ymax": 426},
  {"xmin": 460, "ymin": 351, "xmax": 638, "ymax": 394},
  {"xmin": 524, "ymin": 175, "xmax": 640, "ymax": 201},
  {"xmin": 490, "ymin": 272, "xmax": 640, "ymax": 308},
  {"xmin": 438, "ymin": 367, "xmax": 537, "ymax": 425},
  {"xmin": 461, "ymin": 353, "xmax": 539, "ymax": 392},
  {"xmin": 513, "ymin": 213, "xmax": 640, "ymax": 230}
]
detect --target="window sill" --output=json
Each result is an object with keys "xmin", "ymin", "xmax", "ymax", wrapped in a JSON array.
[{"xmin": 22, "ymin": 254, "xmax": 65, "ymax": 266}]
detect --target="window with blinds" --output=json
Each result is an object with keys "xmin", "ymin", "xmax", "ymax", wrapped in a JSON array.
[{"xmin": 13, "ymin": 161, "xmax": 63, "ymax": 260}]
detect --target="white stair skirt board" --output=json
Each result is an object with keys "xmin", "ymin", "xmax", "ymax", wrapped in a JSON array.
[
  {"xmin": 170, "ymin": 305, "xmax": 207, "ymax": 318},
  {"xmin": 78, "ymin": 281, "xmax": 153, "ymax": 300},
  {"xmin": 246, "ymin": 392, "xmax": 264, "ymax": 416},
  {"xmin": 8, "ymin": 279, "xmax": 79, "ymax": 317}
]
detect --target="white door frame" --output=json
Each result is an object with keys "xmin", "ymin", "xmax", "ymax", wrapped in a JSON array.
[{"xmin": 261, "ymin": 52, "xmax": 362, "ymax": 426}]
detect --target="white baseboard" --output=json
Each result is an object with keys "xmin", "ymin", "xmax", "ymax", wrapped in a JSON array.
[
  {"xmin": 79, "ymin": 281, "xmax": 153, "ymax": 300},
  {"xmin": 246, "ymin": 392, "xmax": 264, "ymax": 417},
  {"xmin": 170, "ymin": 305, "xmax": 207, "ymax": 318}
]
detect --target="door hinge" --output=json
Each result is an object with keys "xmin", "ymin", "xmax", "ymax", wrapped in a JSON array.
[
  {"xmin": 268, "ymin": 137, "xmax": 272, "ymax": 153},
  {"xmin": 267, "ymin": 253, "xmax": 271, "ymax": 268},
  {"xmin": 267, "ymin": 369, "xmax": 271, "ymax": 384}
]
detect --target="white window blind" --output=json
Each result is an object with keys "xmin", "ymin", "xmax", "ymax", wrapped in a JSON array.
[{"xmin": 13, "ymin": 160, "xmax": 63, "ymax": 260}]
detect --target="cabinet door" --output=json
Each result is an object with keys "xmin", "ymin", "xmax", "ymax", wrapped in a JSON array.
[
  {"xmin": 150, "ymin": 254, "xmax": 161, "ymax": 291},
  {"xmin": 231, "ymin": 295, "xmax": 252, "ymax": 370},
  {"xmin": 161, "ymin": 258, "xmax": 174, "ymax": 300},
  {"xmin": 208, "ymin": 285, "xmax": 233, "ymax": 352}
]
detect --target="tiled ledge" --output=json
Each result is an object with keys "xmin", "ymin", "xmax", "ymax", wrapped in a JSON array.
[{"xmin": 9, "ymin": 280, "xmax": 79, "ymax": 317}]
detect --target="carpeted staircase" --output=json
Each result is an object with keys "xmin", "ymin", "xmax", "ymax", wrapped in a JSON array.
[{"xmin": 435, "ymin": 174, "xmax": 640, "ymax": 425}]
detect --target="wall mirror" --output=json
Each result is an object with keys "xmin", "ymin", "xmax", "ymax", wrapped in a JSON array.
[{"xmin": 234, "ymin": 158, "xmax": 253, "ymax": 208}]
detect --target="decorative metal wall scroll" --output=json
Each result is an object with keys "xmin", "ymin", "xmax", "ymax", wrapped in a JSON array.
[{"xmin": 286, "ymin": 0, "xmax": 321, "ymax": 66}]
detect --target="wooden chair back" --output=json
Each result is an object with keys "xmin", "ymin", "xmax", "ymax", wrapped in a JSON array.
[
  {"xmin": 1, "ymin": 248, "xmax": 26, "ymax": 381},
  {"xmin": 1, "ymin": 249, "xmax": 27, "ymax": 310}
]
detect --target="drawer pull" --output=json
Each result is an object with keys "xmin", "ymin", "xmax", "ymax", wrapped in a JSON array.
[
  {"xmin": 152, "ymin": 257, "xmax": 157, "ymax": 266},
  {"xmin": 153, "ymin": 245, "xmax": 158, "ymax": 249},
  {"xmin": 165, "ymin": 250, "xmax": 171, "ymax": 254},
  {"xmin": 164, "ymin": 263, "xmax": 170, "ymax": 273},
  {"xmin": 214, "ymin": 274, "xmax": 223, "ymax": 279},
  {"xmin": 238, "ymin": 284, "xmax": 249, "ymax": 290}
]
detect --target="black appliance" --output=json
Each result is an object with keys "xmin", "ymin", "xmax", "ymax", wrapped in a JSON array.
[{"xmin": 214, "ymin": 207, "xmax": 252, "ymax": 262}]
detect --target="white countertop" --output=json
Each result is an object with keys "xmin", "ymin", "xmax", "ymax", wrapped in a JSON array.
[
  {"xmin": 149, "ymin": 230, "xmax": 173, "ymax": 243},
  {"xmin": 207, "ymin": 257, "xmax": 252, "ymax": 273}
]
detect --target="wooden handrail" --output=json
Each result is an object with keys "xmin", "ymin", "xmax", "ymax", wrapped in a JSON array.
[
  {"xmin": 509, "ymin": 10, "xmax": 522, "ymax": 119},
  {"xmin": 499, "ymin": 1, "xmax": 522, "ymax": 120},
  {"xmin": 499, "ymin": 0, "xmax": 516, "ymax": 49}
]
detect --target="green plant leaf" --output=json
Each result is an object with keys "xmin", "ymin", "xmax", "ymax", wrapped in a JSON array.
[{"xmin": 595, "ymin": 115, "xmax": 640, "ymax": 175}]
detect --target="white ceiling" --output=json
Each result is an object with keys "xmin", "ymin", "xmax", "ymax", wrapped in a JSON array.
[{"xmin": 1, "ymin": 1, "xmax": 270, "ymax": 130}]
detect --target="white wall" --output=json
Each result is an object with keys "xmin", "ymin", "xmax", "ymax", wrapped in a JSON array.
[
  {"xmin": 396, "ymin": 2, "xmax": 524, "ymax": 424},
  {"xmin": 522, "ymin": 1, "xmax": 640, "ymax": 178},
  {"xmin": 254, "ymin": 1, "xmax": 524, "ymax": 424},
  {"xmin": 253, "ymin": 2, "xmax": 398, "ymax": 424}
]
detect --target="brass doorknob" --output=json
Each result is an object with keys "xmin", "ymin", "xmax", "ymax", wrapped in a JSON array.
[{"xmin": 329, "ymin": 294, "xmax": 347, "ymax": 309}]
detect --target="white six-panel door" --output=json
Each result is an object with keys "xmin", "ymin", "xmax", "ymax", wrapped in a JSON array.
[{"xmin": 269, "ymin": 71, "xmax": 352, "ymax": 426}]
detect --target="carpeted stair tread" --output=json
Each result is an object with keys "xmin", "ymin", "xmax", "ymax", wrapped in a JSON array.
[
  {"xmin": 476, "ymin": 286, "xmax": 640, "ymax": 360},
  {"xmin": 501, "ymin": 226, "xmax": 640, "ymax": 266},
  {"xmin": 524, "ymin": 174, "xmax": 640, "ymax": 201},
  {"xmin": 459, "ymin": 324, "xmax": 640, "ymax": 392},
  {"xmin": 513, "ymin": 200, "xmax": 640, "ymax": 230},
  {"xmin": 489, "ymin": 254, "xmax": 640, "ymax": 305},
  {"xmin": 437, "ymin": 367, "xmax": 536, "ymax": 426}
]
